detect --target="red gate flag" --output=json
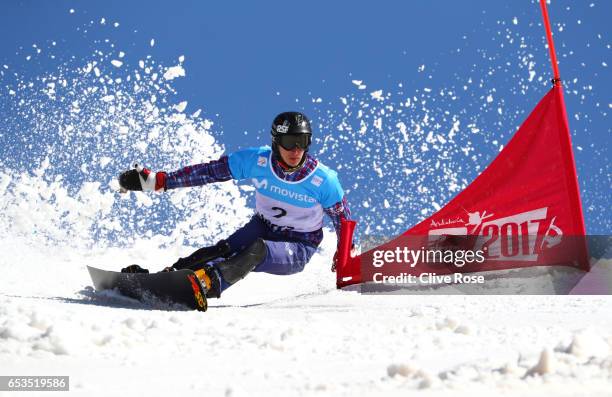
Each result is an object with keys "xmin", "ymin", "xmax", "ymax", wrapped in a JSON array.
[{"xmin": 337, "ymin": 86, "xmax": 589, "ymax": 288}]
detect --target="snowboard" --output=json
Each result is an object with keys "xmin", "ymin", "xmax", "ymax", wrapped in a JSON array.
[{"xmin": 87, "ymin": 266, "xmax": 208, "ymax": 311}]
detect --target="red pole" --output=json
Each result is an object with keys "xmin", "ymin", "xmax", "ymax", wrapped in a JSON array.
[
  {"xmin": 539, "ymin": 0, "xmax": 562, "ymax": 85},
  {"xmin": 539, "ymin": 0, "xmax": 589, "ymax": 269},
  {"xmin": 336, "ymin": 218, "xmax": 357, "ymax": 288}
]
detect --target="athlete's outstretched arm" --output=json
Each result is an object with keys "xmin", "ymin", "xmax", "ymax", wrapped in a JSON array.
[
  {"xmin": 164, "ymin": 156, "xmax": 233, "ymax": 189},
  {"xmin": 119, "ymin": 148, "xmax": 263, "ymax": 192}
]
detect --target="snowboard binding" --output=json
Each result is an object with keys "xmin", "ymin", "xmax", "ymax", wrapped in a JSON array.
[{"xmin": 121, "ymin": 264, "xmax": 149, "ymax": 274}]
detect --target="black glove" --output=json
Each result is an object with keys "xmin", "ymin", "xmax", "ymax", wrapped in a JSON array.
[
  {"xmin": 118, "ymin": 164, "xmax": 166, "ymax": 193},
  {"xmin": 331, "ymin": 251, "xmax": 338, "ymax": 272},
  {"xmin": 121, "ymin": 264, "xmax": 149, "ymax": 274}
]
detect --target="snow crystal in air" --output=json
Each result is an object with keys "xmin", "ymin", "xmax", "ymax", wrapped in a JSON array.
[
  {"xmin": 448, "ymin": 120, "xmax": 460, "ymax": 140},
  {"xmin": 370, "ymin": 90, "xmax": 384, "ymax": 101},
  {"xmin": 351, "ymin": 80, "xmax": 366, "ymax": 90},
  {"xmin": 163, "ymin": 65, "xmax": 185, "ymax": 81},
  {"xmin": 150, "ymin": 39, "xmax": 155, "ymax": 47},
  {"xmin": 373, "ymin": 117, "xmax": 382, "ymax": 131},
  {"xmin": 174, "ymin": 101, "xmax": 187, "ymax": 113},
  {"xmin": 110, "ymin": 60, "xmax": 123, "ymax": 68}
]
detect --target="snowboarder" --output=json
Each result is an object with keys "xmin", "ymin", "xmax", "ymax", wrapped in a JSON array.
[{"xmin": 118, "ymin": 111, "xmax": 351, "ymax": 299}]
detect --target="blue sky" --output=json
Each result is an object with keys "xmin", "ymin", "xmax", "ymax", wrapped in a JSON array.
[
  {"xmin": 2, "ymin": 0, "xmax": 483, "ymax": 131},
  {"xmin": 1, "ymin": 0, "xmax": 610, "ymax": 236}
]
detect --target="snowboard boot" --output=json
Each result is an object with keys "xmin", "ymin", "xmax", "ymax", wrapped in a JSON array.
[
  {"xmin": 194, "ymin": 265, "xmax": 222, "ymax": 299},
  {"xmin": 194, "ymin": 238, "xmax": 267, "ymax": 298},
  {"xmin": 169, "ymin": 240, "xmax": 232, "ymax": 271},
  {"xmin": 216, "ymin": 238, "xmax": 267, "ymax": 285}
]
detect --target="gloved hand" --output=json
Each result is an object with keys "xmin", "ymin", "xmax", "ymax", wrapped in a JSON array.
[
  {"xmin": 118, "ymin": 164, "xmax": 166, "ymax": 193},
  {"xmin": 331, "ymin": 243, "xmax": 355, "ymax": 272}
]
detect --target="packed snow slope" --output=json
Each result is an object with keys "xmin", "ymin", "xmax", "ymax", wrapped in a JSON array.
[{"xmin": 1, "ymin": 237, "xmax": 612, "ymax": 397}]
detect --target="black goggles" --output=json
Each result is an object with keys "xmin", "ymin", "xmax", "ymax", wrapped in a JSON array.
[{"xmin": 276, "ymin": 134, "xmax": 311, "ymax": 150}]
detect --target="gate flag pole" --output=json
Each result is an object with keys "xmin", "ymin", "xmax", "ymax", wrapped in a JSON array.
[
  {"xmin": 539, "ymin": 0, "xmax": 588, "ymax": 245},
  {"xmin": 539, "ymin": 0, "xmax": 561, "ymax": 85}
]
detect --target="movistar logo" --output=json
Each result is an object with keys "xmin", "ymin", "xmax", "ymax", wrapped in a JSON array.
[
  {"xmin": 269, "ymin": 185, "xmax": 316, "ymax": 203},
  {"xmin": 252, "ymin": 178, "xmax": 316, "ymax": 203},
  {"xmin": 252, "ymin": 178, "xmax": 268, "ymax": 189}
]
